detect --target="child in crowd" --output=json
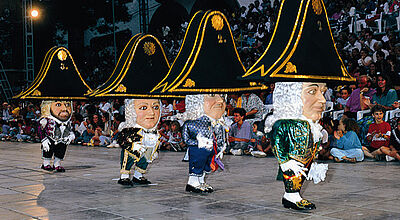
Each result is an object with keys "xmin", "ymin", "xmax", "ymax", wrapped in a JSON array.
[
  {"xmin": 166, "ymin": 120, "xmax": 186, "ymax": 151},
  {"xmin": 249, "ymin": 122, "xmax": 268, "ymax": 157},
  {"xmin": 158, "ymin": 120, "xmax": 170, "ymax": 150},
  {"xmin": 331, "ymin": 118, "xmax": 364, "ymax": 162},
  {"xmin": 380, "ymin": 117, "xmax": 400, "ymax": 161},
  {"xmin": 335, "ymin": 87, "xmax": 351, "ymax": 110},
  {"xmin": 363, "ymin": 105, "xmax": 391, "ymax": 160}
]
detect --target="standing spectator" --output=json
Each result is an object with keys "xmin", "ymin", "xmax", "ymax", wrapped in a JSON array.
[
  {"xmin": 228, "ymin": 108, "xmax": 252, "ymax": 156},
  {"xmin": 331, "ymin": 118, "xmax": 364, "ymax": 163},
  {"xmin": 363, "ymin": 105, "xmax": 391, "ymax": 160}
]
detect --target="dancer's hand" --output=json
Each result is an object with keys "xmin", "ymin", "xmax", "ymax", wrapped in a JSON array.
[
  {"xmin": 280, "ymin": 160, "xmax": 308, "ymax": 178},
  {"xmin": 132, "ymin": 143, "xmax": 146, "ymax": 155},
  {"xmin": 197, "ymin": 134, "xmax": 213, "ymax": 150},
  {"xmin": 216, "ymin": 146, "xmax": 226, "ymax": 159},
  {"xmin": 42, "ymin": 139, "xmax": 50, "ymax": 152}
]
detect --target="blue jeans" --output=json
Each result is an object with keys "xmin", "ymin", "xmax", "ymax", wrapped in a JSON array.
[{"xmin": 330, "ymin": 148, "xmax": 364, "ymax": 162}]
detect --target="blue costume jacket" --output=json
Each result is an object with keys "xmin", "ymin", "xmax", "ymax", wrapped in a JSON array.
[{"xmin": 183, "ymin": 115, "xmax": 226, "ymax": 176}]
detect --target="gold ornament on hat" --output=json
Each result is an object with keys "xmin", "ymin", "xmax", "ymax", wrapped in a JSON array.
[
  {"xmin": 312, "ymin": 0, "xmax": 322, "ymax": 15},
  {"xmin": 143, "ymin": 42, "xmax": 156, "ymax": 56},
  {"xmin": 183, "ymin": 78, "xmax": 195, "ymax": 88},
  {"xmin": 32, "ymin": 90, "xmax": 41, "ymax": 96},
  {"xmin": 284, "ymin": 62, "xmax": 297, "ymax": 73},
  {"xmin": 57, "ymin": 50, "xmax": 67, "ymax": 61},
  {"xmin": 115, "ymin": 84, "xmax": 127, "ymax": 92},
  {"xmin": 211, "ymin": 14, "xmax": 224, "ymax": 31}
]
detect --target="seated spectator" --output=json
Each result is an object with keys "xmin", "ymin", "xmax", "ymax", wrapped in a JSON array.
[
  {"xmin": 381, "ymin": 117, "xmax": 400, "ymax": 161},
  {"xmin": 363, "ymin": 105, "xmax": 391, "ymax": 160},
  {"xmin": 365, "ymin": 74, "xmax": 399, "ymax": 111},
  {"xmin": 249, "ymin": 122, "xmax": 271, "ymax": 157},
  {"xmin": 264, "ymin": 83, "xmax": 275, "ymax": 105},
  {"xmin": 331, "ymin": 118, "xmax": 364, "ymax": 163},
  {"xmin": 345, "ymin": 75, "xmax": 376, "ymax": 118},
  {"xmin": 158, "ymin": 120, "xmax": 171, "ymax": 150},
  {"xmin": 107, "ymin": 113, "xmax": 124, "ymax": 148},
  {"xmin": 166, "ymin": 120, "xmax": 186, "ymax": 152},
  {"xmin": 358, "ymin": 48, "xmax": 373, "ymax": 68},
  {"xmin": 16, "ymin": 119, "xmax": 34, "ymax": 142},
  {"xmin": 335, "ymin": 87, "xmax": 351, "ymax": 110},
  {"xmin": 98, "ymin": 113, "xmax": 111, "ymax": 146},
  {"xmin": 161, "ymin": 99, "xmax": 174, "ymax": 120},
  {"xmin": 238, "ymin": 93, "xmax": 265, "ymax": 124},
  {"xmin": 0, "ymin": 120, "xmax": 10, "ymax": 140},
  {"xmin": 318, "ymin": 117, "xmax": 335, "ymax": 160},
  {"xmin": 229, "ymin": 108, "xmax": 252, "ymax": 156}
]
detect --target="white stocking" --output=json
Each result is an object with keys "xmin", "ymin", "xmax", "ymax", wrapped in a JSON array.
[
  {"xmin": 133, "ymin": 170, "xmax": 143, "ymax": 179},
  {"xmin": 284, "ymin": 192, "xmax": 303, "ymax": 203},
  {"xmin": 199, "ymin": 173, "xmax": 205, "ymax": 184},
  {"xmin": 120, "ymin": 173, "xmax": 129, "ymax": 179},
  {"xmin": 53, "ymin": 157, "xmax": 62, "ymax": 167},
  {"xmin": 43, "ymin": 158, "xmax": 51, "ymax": 166},
  {"xmin": 188, "ymin": 175, "xmax": 200, "ymax": 187}
]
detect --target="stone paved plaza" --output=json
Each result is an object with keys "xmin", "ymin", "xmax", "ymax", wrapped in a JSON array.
[{"xmin": 0, "ymin": 141, "xmax": 399, "ymax": 220}]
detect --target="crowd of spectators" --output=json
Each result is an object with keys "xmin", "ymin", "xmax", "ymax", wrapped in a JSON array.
[{"xmin": 2, "ymin": 0, "xmax": 400, "ymax": 162}]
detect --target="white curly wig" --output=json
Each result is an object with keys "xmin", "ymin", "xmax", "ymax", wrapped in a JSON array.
[
  {"xmin": 175, "ymin": 94, "xmax": 227, "ymax": 122},
  {"xmin": 264, "ymin": 82, "xmax": 323, "ymax": 143},
  {"xmin": 124, "ymin": 99, "xmax": 161, "ymax": 129}
]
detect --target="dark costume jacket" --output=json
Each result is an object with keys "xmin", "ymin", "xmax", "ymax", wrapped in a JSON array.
[{"xmin": 117, "ymin": 126, "xmax": 160, "ymax": 174}]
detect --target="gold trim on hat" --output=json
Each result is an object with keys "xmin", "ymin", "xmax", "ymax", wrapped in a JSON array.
[
  {"xmin": 211, "ymin": 14, "xmax": 224, "ymax": 31},
  {"xmin": 284, "ymin": 62, "xmax": 297, "ymax": 73},
  {"xmin": 115, "ymin": 84, "xmax": 127, "ymax": 92},
  {"xmin": 32, "ymin": 90, "xmax": 41, "ymax": 96},
  {"xmin": 151, "ymin": 11, "xmax": 264, "ymax": 94},
  {"xmin": 242, "ymin": 0, "xmax": 354, "ymax": 82},
  {"xmin": 88, "ymin": 34, "xmax": 172, "ymax": 97},
  {"xmin": 14, "ymin": 47, "xmax": 93, "ymax": 99},
  {"xmin": 143, "ymin": 42, "xmax": 156, "ymax": 56},
  {"xmin": 57, "ymin": 50, "xmax": 67, "ymax": 61},
  {"xmin": 182, "ymin": 78, "xmax": 195, "ymax": 88},
  {"xmin": 312, "ymin": 0, "xmax": 322, "ymax": 15}
]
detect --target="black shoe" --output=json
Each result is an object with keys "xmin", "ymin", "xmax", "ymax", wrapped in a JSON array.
[
  {"xmin": 201, "ymin": 183, "xmax": 214, "ymax": 193},
  {"xmin": 132, "ymin": 176, "xmax": 151, "ymax": 185},
  {"xmin": 185, "ymin": 184, "xmax": 206, "ymax": 193},
  {"xmin": 41, "ymin": 164, "xmax": 54, "ymax": 171},
  {"xmin": 117, "ymin": 178, "xmax": 133, "ymax": 186},
  {"xmin": 282, "ymin": 197, "xmax": 316, "ymax": 210},
  {"xmin": 54, "ymin": 166, "xmax": 65, "ymax": 172}
]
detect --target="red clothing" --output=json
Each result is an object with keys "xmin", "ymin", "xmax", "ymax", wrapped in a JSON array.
[{"xmin": 367, "ymin": 121, "xmax": 391, "ymax": 149}]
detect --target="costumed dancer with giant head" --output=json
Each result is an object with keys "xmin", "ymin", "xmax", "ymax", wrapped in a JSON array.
[
  {"xmin": 87, "ymin": 34, "xmax": 180, "ymax": 186},
  {"xmin": 150, "ymin": 10, "xmax": 266, "ymax": 193},
  {"xmin": 242, "ymin": 0, "xmax": 355, "ymax": 210},
  {"xmin": 13, "ymin": 47, "xmax": 93, "ymax": 172}
]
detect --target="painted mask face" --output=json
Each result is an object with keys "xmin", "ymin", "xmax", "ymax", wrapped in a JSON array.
[
  {"xmin": 301, "ymin": 83, "xmax": 327, "ymax": 122},
  {"xmin": 203, "ymin": 94, "xmax": 226, "ymax": 120},
  {"xmin": 50, "ymin": 101, "xmax": 72, "ymax": 122},
  {"xmin": 134, "ymin": 99, "xmax": 161, "ymax": 129}
]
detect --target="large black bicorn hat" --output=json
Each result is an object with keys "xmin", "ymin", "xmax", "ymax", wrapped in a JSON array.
[
  {"xmin": 242, "ymin": 0, "xmax": 355, "ymax": 83},
  {"xmin": 86, "ymin": 33, "xmax": 183, "ymax": 98},
  {"xmin": 13, "ymin": 46, "xmax": 93, "ymax": 100},
  {"xmin": 150, "ymin": 10, "xmax": 266, "ymax": 95}
]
